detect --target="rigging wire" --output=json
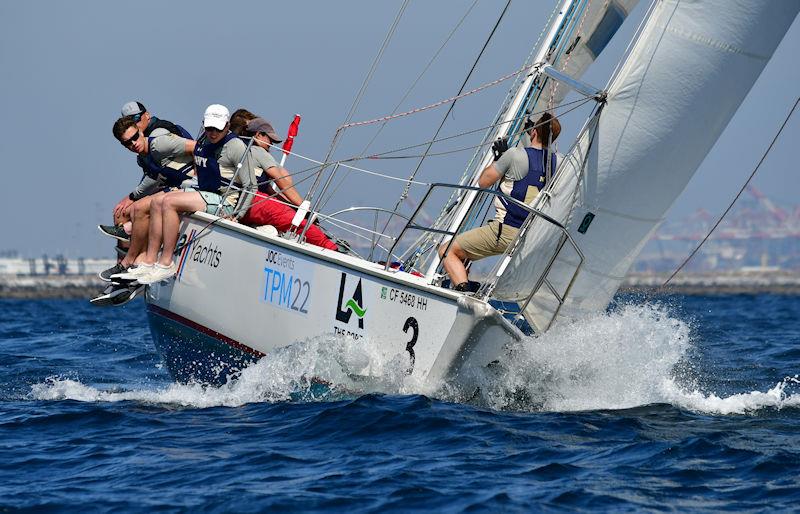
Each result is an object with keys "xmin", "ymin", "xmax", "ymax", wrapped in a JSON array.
[
  {"xmin": 371, "ymin": 0, "xmax": 513, "ymax": 239},
  {"xmin": 304, "ymin": 0, "xmax": 410, "ymax": 203},
  {"xmin": 354, "ymin": 97, "xmax": 593, "ymax": 161},
  {"xmin": 357, "ymin": 0, "xmax": 480, "ymax": 158},
  {"xmin": 659, "ymin": 96, "xmax": 799, "ymax": 290},
  {"xmin": 352, "ymin": 97, "xmax": 591, "ymax": 160}
]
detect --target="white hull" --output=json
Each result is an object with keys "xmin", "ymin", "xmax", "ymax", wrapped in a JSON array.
[{"xmin": 145, "ymin": 213, "xmax": 521, "ymax": 388}]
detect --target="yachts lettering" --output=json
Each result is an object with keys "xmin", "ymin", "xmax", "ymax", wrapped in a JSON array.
[
  {"xmin": 380, "ymin": 286, "xmax": 427, "ymax": 311},
  {"xmin": 192, "ymin": 243, "xmax": 221, "ymax": 268},
  {"xmin": 336, "ymin": 273, "xmax": 366, "ymax": 329}
]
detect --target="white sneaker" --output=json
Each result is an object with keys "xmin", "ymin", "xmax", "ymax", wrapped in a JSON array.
[
  {"xmin": 138, "ymin": 262, "xmax": 177, "ymax": 285},
  {"xmin": 112, "ymin": 263, "xmax": 154, "ymax": 281}
]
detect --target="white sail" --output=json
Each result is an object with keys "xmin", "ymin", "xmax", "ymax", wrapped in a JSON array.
[
  {"xmin": 541, "ymin": 0, "xmax": 639, "ymax": 109},
  {"xmin": 491, "ymin": 0, "xmax": 800, "ymax": 331}
]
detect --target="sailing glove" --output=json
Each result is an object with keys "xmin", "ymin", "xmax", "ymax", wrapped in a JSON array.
[{"xmin": 491, "ymin": 137, "xmax": 509, "ymax": 161}]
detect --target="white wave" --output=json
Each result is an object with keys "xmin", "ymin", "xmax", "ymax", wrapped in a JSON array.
[
  {"xmin": 29, "ymin": 303, "xmax": 800, "ymax": 415},
  {"xmin": 463, "ymin": 303, "xmax": 800, "ymax": 415},
  {"xmin": 462, "ymin": 303, "xmax": 693, "ymax": 412},
  {"xmin": 662, "ymin": 376, "xmax": 800, "ymax": 415},
  {"xmin": 29, "ymin": 334, "xmax": 422, "ymax": 408}
]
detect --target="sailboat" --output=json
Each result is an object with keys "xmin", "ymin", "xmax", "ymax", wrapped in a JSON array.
[{"xmin": 144, "ymin": 0, "xmax": 799, "ymax": 389}]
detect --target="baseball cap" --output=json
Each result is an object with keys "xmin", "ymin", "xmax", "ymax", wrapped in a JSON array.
[
  {"xmin": 203, "ymin": 104, "xmax": 230, "ymax": 130},
  {"xmin": 121, "ymin": 101, "xmax": 146, "ymax": 117},
  {"xmin": 246, "ymin": 117, "xmax": 283, "ymax": 143}
]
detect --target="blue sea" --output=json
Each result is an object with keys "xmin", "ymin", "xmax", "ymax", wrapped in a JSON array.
[{"xmin": 2, "ymin": 294, "xmax": 799, "ymax": 512}]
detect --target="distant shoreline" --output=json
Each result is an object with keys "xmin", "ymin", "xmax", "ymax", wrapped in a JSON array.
[
  {"xmin": 620, "ymin": 270, "xmax": 800, "ymax": 295},
  {"xmin": 2, "ymin": 270, "xmax": 800, "ymax": 299},
  {"xmin": 0, "ymin": 276, "xmax": 103, "ymax": 299}
]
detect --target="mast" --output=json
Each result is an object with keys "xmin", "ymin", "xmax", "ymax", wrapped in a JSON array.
[{"xmin": 424, "ymin": 0, "xmax": 638, "ymax": 280}]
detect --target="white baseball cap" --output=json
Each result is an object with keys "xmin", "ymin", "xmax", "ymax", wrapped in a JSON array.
[{"xmin": 203, "ymin": 104, "xmax": 230, "ymax": 130}]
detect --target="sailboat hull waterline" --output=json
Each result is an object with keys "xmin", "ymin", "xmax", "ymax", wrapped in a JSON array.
[{"xmin": 145, "ymin": 214, "xmax": 520, "ymax": 388}]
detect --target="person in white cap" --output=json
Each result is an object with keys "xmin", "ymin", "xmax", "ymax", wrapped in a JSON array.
[{"xmin": 117, "ymin": 104, "xmax": 257, "ymax": 285}]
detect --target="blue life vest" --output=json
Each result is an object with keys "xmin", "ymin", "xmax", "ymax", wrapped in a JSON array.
[
  {"xmin": 501, "ymin": 147, "xmax": 556, "ymax": 229},
  {"xmin": 137, "ymin": 118, "xmax": 194, "ymax": 186},
  {"xmin": 194, "ymin": 132, "xmax": 237, "ymax": 193}
]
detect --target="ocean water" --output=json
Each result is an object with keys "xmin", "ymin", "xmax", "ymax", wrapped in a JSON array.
[{"xmin": 1, "ymin": 295, "xmax": 799, "ymax": 512}]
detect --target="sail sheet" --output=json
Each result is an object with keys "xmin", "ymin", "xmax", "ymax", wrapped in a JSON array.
[{"xmin": 491, "ymin": 0, "xmax": 800, "ymax": 331}]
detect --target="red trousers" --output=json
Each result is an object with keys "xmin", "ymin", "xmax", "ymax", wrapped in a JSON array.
[{"xmin": 242, "ymin": 194, "xmax": 337, "ymax": 251}]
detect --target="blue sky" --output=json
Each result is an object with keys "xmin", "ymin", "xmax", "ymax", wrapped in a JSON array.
[{"xmin": 1, "ymin": 1, "xmax": 797, "ymax": 257}]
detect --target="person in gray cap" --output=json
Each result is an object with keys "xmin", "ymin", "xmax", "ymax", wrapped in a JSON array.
[
  {"xmin": 238, "ymin": 117, "xmax": 337, "ymax": 251},
  {"xmin": 101, "ymin": 101, "xmax": 194, "ymax": 246},
  {"xmin": 243, "ymin": 117, "xmax": 305, "ymax": 207}
]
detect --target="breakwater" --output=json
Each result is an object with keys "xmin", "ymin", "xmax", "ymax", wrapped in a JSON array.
[
  {"xmin": 0, "ymin": 276, "xmax": 103, "ymax": 299},
  {"xmin": 2, "ymin": 270, "xmax": 799, "ymax": 299}
]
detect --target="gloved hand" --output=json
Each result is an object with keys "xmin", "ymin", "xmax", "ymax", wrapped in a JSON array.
[{"xmin": 491, "ymin": 137, "xmax": 509, "ymax": 161}]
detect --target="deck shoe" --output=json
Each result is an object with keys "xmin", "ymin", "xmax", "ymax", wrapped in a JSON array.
[
  {"xmin": 99, "ymin": 262, "xmax": 127, "ymax": 282},
  {"xmin": 89, "ymin": 284, "xmax": 132, "ymax": 307},
  {"xmin": 98, "ymin": 224, "xmax": 131, "ymax": 242},
  {"xmin": 137, "ymin": 263, "xmax": 177, "ymax": 285},
  {"xmin": 112, "ymin": 263, "xmax": 154, "ymax": 282},
  {"xmin": 113, "ymin": 285, "xmax": 145, "ymax": 306},
  {"xmin": 453, "ymin": 281, "xmax": 481, "ymax": 293}
]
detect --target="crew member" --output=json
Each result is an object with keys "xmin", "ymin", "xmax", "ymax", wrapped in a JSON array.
[{"xmin": 439, "ymin": 112, "xmax": 561, "ymax": 291}]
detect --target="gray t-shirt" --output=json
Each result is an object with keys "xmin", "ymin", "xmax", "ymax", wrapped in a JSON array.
[
  {"xmin": 214, "ymin": 137, "xmax": 256, "ymax": 218},
  {"xmin": 130, "ymin": 128, "xmax": 194, "ymax": 200},
  {"xmin": 249, "ymin": 145, "xmax": 279, "ymax": 178}
]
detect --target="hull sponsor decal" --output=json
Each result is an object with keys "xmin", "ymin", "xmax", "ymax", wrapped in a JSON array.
[
  {"xmin": 260, "ymin": 249, "xmax": 313, "ymax": 316},
  {"xmin": 176, "ymin": 229, "xmax": 197, "ymax": 282},
  {"xmin": 334, "ymin": 272, "xmax": 367, "ymax": 339}
]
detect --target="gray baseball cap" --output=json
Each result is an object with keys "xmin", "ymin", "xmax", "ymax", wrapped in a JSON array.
[
  {"xmin": 246, "ymin": 117, "xmax": 283, "ymax": 142},
  {"xmin": 121, "ymin": 101, "xmax": 146, "ymax": 117}
]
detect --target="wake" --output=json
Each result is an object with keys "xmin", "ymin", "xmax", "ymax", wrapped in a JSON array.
[{"xmin": 30, "ymin": 303, "xmax": 800, "ymax": 415}]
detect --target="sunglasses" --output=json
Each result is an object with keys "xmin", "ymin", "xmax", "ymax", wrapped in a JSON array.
[
  {"xmin": 132, "ymin": 113, "xmax": 143, "ymax": 123},
  {"xmin": 121, "ymin": 130, "xmax": 141, "ymax": 147},
  {"xmin": 204, "ymin": 126, "xmax": 223, "ymax": 134}
]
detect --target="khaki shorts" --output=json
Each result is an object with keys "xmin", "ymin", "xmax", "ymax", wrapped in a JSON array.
[{"xmin": 454, "ymin": 221, "xmax": 518, "ymax": 260}]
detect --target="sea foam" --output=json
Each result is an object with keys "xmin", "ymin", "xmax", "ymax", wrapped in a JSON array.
[{"xmin": 30, "ymin": 303, "xmax": 800, "ymax": 415}]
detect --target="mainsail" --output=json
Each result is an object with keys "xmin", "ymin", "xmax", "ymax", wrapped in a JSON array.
[{"xmin": 490, "ymin": 0, "xmax": 800, "ymax": 331}]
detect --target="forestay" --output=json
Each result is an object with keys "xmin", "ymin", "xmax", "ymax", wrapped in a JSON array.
[{"xmin": 490, "ymin": 0, "xmax": 800, "ymax": 331}]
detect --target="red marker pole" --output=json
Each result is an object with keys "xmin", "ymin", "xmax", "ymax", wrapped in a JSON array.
[{"xmin": 280, "ymin": 114, "xmax": 301, "ymax": 167}]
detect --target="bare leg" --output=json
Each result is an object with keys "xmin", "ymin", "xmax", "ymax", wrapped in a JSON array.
[
  {"xmin": 157, "ymin": 191, "xmax": 206, "ymax": 266},
  {"xmin": 439, "ymin": 240, "xmax": 469, "ymax": 286},
  {"xmin": 122, "ymin": 195, "xmax": 157, "ymax": 267},
  {"xmin": 144, "ymin": 193, "xmax": 166, "ymax": 264}
]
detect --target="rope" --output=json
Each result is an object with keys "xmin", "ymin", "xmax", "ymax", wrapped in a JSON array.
[
  {"xmin": 659, "ymin": 96, "xmax": 799, "ymax": 289},
  {"xmin": 336, "ymin": 62, "xmax": 538, "ymax": 132},
  {"xmin": 304, "ymin": 0, "xmax": 409, "ymax": 204},
  {"xmin": 357, "ymin": 0, "xmax": 480, "ymax": 158},
  {"xmin": 370, "ymin": 0, "xmax": 513, "ymax": 248},
  {"xmin": 358, "ymin": 97, "xmax": 592, "ymax": 161}
]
